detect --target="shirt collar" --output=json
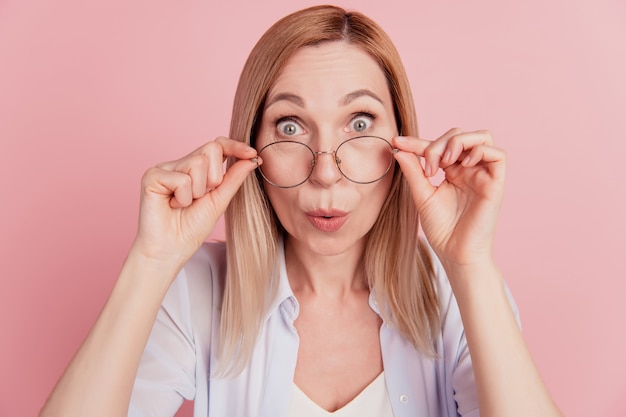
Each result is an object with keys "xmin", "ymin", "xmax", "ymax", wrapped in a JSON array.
[
  {"xmin": 368, "ymin": 289, "xmax": 382, "ymax": 315},
  {"xmin": 263, "ymin": 237, "xmax": 390, "ymax": 324}
]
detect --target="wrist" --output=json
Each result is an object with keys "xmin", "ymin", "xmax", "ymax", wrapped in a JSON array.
[
  {"xmin": 127, "ymin": 238, "xmax": 191, "ymax": 274},
  {"xmin": 121, "ymin": 245, "xmax": 186, "ymax": 294},
  {"xmin": 440, "ymin": 257, "xmax": 503, "ymax": 293}
]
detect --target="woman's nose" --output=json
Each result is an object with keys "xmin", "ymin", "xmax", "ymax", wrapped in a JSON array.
[{"xmin": 309, "ymin": 150, "xmax": 343, "ymax": 186}]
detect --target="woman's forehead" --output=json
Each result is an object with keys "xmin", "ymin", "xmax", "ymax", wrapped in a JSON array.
[{"xmin": 266, "ymin": 42, "xmax": 391, "ymax": 106}]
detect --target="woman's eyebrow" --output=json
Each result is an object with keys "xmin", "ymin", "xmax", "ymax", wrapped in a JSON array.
[
  {"xmin": 265, "ymin": 93, "xmax": 305, "ymax": 110},
  {"xmin": 342, "ymin": 89, "xmax": 384, "ymax": 106}
]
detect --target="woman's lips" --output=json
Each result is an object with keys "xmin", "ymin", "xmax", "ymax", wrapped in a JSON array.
[{"xmin": 306, "ymin": 210, "xmax": 348, "ymax": 232}]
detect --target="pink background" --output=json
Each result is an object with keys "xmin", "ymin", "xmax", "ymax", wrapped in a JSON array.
[{"xmin": 1, "ymin": 0, "xmax": 625, "ymax": 416}]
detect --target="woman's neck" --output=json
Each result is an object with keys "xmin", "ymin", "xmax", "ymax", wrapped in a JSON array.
[{"xmin": 284, "ymin": 235, "xmax": 368, "ymax": 298}]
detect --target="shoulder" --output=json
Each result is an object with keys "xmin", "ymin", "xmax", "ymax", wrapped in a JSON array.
[
  {"xmin": 130, "ymin": 242, "xmax": 226, "ymax": 412},
  {"xmin": 418, "ymin": 238, "xmax": 469, "ymax": 353},
  {"xmin": 154, "ymin": 241, "xmax": 226, "ymax": 365},
  {"xmin": 182, "ymin": 241, "xmax": 227, "ymax": 286},
  {"xmin": 179, "ymin": 240, "xmax": 227, "ymax": 309},
  {"xmin": 418, "ymin": 239, "xmax": 455, "ymax": 312},
  {"xmin": 160, "ymin": 241, "xmax": 227, "ymax": 330}
]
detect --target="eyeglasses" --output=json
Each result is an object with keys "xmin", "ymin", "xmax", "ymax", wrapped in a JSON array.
[{"xmin": 257, "ymin": 135, "xmax": 397, "ymax": 188}]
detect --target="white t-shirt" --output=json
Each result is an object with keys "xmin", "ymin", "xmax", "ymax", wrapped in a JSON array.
[{"xmin": 287, "ymin": 372, "xmax": 394, "ymax": 417}]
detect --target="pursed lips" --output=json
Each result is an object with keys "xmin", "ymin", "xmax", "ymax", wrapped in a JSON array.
[{"xmin": 305, "ymin": 209, "xmax": 349, "ymax": 232}]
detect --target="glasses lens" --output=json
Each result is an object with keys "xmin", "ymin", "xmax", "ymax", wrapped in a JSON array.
[
  {"xmin": 336, "ymin": 136, "xmax": 394, "ymax": 184},
  {"xmin": 258, "ymin": 141, "xmax": 314, "ymax": 188}
]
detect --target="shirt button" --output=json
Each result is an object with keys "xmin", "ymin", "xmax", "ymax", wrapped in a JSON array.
[{"xmin": 400, "ymin": 394, "xmax": 409, "ymax": 404}]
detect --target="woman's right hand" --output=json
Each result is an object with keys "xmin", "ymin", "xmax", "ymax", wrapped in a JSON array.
[
  {"xmin": 130, "ymin": 136, "xmax": 259, "ymax": 271},
  {"xmin": 39, "ymin": 137, "xmax": 258, "ymax": 417}
]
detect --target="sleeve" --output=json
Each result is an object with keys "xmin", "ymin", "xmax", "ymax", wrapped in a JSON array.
[
  {"xmin": 127, "ymin": 269, "xmax": 197, "ymax": 417},
  {"xmin": 433, "ymin": 250, "xmax": 521, "ymax": 417}
]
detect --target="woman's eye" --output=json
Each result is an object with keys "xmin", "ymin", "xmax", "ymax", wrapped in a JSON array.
[
  {"xmin": 277, "ymin": 120, "xmax": 302, "ymax": 136},
  {"xmin": 352, "ymin": 116, "xmax": 372, "ymax": 132}
]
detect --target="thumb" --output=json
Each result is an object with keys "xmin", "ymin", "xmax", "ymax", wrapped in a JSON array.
[
  {"xmin": 394, "ymin": 151, "xmax": 436, "ymax": 208},
  {"xmin": 201, "ymin": 158, "xmax": 260, "ymax": 215}
]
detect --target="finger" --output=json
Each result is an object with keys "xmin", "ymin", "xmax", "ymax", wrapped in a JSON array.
[
  {"xmin": 156, "ymin": 155, "xmax": 210, "ymax": 200},
  {"xmin": 201, "ymin": 141, "xmax": 227, "ymax": 189},
  {"xmin": 198, "ymin": 138, "xmax": 258, "ymax": 188},
  {"xmin": 208, "ymin": 136, "xmax": 258, "ymax": 161},
  {"xmin": 184, "ymin": 155, "xmax": 212, "ymax": 199},
  {"xmin": 393, "ymin": 150, "xmax": 436, "ymax": 209},
  {"xmin": 179, "ymin": 136, "xmax": 256, "ymax": 159},
  {"xmin": 393, "ymin": 128, "xmax": 461, "ymax": 177},
  {"xmin": 198, "ymin": 157, "xmax": 261, "ymax": 215},
  {"xmin": 460, "ymin": 145, "xmax": 507, "ymax": 181},
  {"xmin": 394, "ymin": 129, "xmax": 495, "ymax": 176},
  {"xmin": 142, "ymin": 167, "xmax": 194, "ymax": 208},
  {"xmin": 422, "ymin": 128, "xmax": 464, "ymax": 176},
  {"xmin": 442, "ymin": 130, "xmax": 494, "ymax": 168},
  {"xmin": 159, "ymin": 137, "xmax": 258, "ymax": 194},
  {"xmin": 393, "ymin": 136, "xmax": 440, "ymax": 177},
  {"xmin": 159, "ymin": 136, "xmax": 257, "ymax": 170},
  {"xmin": 392, "ymin": 135, "xmax": 431, "ymax": 155}
]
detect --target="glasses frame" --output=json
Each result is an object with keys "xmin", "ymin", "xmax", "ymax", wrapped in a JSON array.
[{"xmin": 256, "ymin": 135, "xmax": 398, "ymax": 188}]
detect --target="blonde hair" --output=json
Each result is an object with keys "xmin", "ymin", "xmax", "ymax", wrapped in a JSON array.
[{"xmin": 220, "ymin": 5, "xmax": 439, "ymax": 375}]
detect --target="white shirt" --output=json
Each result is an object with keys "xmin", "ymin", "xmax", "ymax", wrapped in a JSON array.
[{"xmin": 128, "ymin": 240, "xmax": 519, "ymax": 417}]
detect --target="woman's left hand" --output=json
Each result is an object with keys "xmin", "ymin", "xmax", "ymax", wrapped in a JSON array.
[{"xmin": 392, "ymin": 128, "xmax": 506, "ymax": 269}]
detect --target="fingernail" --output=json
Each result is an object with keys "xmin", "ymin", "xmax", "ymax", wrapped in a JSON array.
[
  {"xmin": 443, "ymin": 150, "xmax": 452, "ymax": 163},
  {"xmin": 395, "ymin": 136, "xmax": 407, "ymax": 143},
  {"xmin": 425, "ymin": 163, "xmax": 432, "ymax": 177}
]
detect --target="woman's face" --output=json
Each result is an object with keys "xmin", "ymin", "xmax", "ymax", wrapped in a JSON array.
[{"xmin": 256, "ymin": 41, "xmax": 398, "ymax": 257}]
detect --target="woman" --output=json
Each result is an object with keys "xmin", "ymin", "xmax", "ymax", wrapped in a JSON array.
[{"xmin": 40, "ymin": 5, "xmax": 562, "ymax": 417}]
